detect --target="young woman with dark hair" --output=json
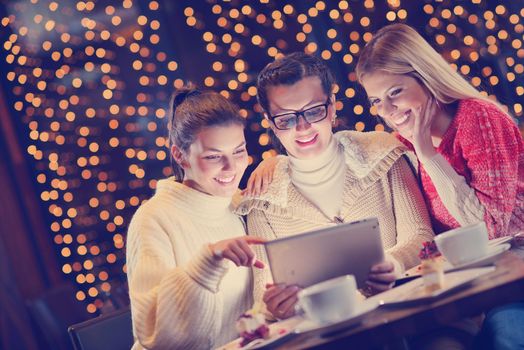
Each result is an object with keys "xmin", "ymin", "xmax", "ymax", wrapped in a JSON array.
[{"xmin": 126, "ymin": 88, "xmax": 265, "ymax": 349}]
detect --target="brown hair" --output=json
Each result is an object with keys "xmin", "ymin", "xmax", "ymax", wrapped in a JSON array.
[
  {"xmin": 257, "ymin": 52, "xmax": 335, "ymax": 113},
  {"xmin": 256, "ymin": 52, "xmax": 335, "ymax": 153},
  {"xmin": 168, "ymin": 88, "xmax": 245, "ymax": 181}
]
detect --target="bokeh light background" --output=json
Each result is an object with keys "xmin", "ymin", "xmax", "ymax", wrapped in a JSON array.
[{"xmin": 0, "ymin": 0, "xmax": 522, "ymax": 315}]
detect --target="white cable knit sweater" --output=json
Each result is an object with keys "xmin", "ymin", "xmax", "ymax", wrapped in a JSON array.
[
  {"xmin": 237, "ymin": 131, "xmax": 435, "ymax": 306},
  {"xmin": 126, "ymin": 179, "xmax": 254, "ymax": 349}
]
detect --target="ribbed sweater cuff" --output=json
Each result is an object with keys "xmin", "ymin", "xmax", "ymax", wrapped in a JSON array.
[
  {"xmin": 421, "ymin": 153, "xmax": 462, "ymax": 186},
  {"xmin": 185, "ymin": 245, "xmax": 229, "ymax": 293},
  {"xmin": 421, "ymin": 153, "xmax": 485, "ymax": 224}
]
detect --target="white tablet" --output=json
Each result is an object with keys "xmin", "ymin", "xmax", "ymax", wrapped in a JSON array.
[{"xmin": 264, "ymin": 217, "xmax": 384, "ymax": 289}]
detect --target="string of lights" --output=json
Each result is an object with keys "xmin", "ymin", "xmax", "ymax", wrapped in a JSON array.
[{"xmin": 0, "ymin": 0, "xmax": 522, "ymax": 314}]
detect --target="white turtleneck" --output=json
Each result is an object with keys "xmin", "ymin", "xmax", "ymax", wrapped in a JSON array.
[
  {"xmin": 126, "ymin": 178, "xmax": 253, "ymax": 349},
  {"xmin": 289, "ymin": 136, "xmax": 346, "ymax": 220}
]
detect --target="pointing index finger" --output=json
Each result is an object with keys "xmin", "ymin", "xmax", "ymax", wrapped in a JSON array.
[{"xmin": 243, "ymin": 236, "xmax": 267, "ymax": 245}]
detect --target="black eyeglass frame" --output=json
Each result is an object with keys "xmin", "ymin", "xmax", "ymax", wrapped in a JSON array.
[{"xmin": 266, "ymin": 97, "xmax": 332, "ymax": 130}]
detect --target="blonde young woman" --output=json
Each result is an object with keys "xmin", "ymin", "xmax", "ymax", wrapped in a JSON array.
[
  {"xmin": 126, "ymin": 89, "xmax": 265, "ymax": 349},
  {"xmin": 356, "ymin": 23, "xmax": 524, "ymax": 238},
  {"xmin": 355, "ymin": 23, "xmax": 524, "ymax": 350}
]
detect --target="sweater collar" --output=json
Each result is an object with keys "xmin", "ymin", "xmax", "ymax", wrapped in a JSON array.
[
  {"xmin": 288, "ymin": 136, "xmax": 344, "ymax": 187},
  {"xmin": 156, "ymin": 177, "xmax": 234, "ymax": 220},
  {"xmin": 289, "ymin": 135, "xmax": 337, "ymax": 173},
  {"xmin": 238, "ymin": 131, "xmax": 407, "ymax": 213}
]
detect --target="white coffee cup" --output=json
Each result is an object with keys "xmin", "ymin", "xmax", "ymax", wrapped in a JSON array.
[
  {"xmin": 297, "ymin": 275, "xmax": 357, "ymax": 325},
  {"xmin": 434, "ymin": 222, "xmax": 489, "ymax": 266}
]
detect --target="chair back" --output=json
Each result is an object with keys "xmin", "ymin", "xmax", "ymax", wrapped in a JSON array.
[
  {"xmin": 68, "ymin": 307, "xmax": 133, "ymax": 350},
  {"xmin": 27, "ymin": 283, "xmax": 91, "ymax": 350}
]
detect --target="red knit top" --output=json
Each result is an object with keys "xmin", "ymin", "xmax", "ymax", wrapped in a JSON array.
[{"xmin": 399, "ymin": 99, "xmax": 524, "ymax": 237}]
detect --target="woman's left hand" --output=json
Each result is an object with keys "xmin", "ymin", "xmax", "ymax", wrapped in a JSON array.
[
  {"xmin": 243, "ymin": 156, "xmax": 279, "ymax": 197},
  {"xmin": 263, "ymin": 283, "xmax": 300, "ymax": 320},
  {"xmin": 365, "ymin": 261, "xmax": 396, "ymax": 294},
  {"xmin": 412, "ymin": 97, "xmax": 439, "ymax": 162}
]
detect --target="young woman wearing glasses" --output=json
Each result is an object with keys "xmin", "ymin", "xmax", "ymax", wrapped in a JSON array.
[{"xmin": 237, "ymin": 52, "xmax": 434, "ymax": 320}]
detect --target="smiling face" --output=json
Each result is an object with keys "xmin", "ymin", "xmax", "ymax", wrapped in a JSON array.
[
  {"xmin": 361, "ymin": 71, "xmax": 430, "ymax": 140},
  {"xmin": 178, "ymin": 123, "xmax": 248, "ymax": 197},
  {"xmin": 266, "ymin": 76, "xmax": 335, "ymax": 160}
]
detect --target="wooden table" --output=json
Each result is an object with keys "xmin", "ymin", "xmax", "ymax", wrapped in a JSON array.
[{"xmin": 273, "ymin": 250, "xmax": 524, "ymax": 349}]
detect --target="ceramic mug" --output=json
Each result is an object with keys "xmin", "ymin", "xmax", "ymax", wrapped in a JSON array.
[
  {"xmin": 434, "ymin": 222, "xmax": 489, "ymax": 266},
  {"xmin": 297, "ymin": 274, "xmax": 357, "ymax": 325}
]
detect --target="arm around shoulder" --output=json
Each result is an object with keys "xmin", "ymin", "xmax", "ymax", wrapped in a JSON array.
[{"xmin": 422, "ymin": 152, "xmax": 485, "ymax": 226}]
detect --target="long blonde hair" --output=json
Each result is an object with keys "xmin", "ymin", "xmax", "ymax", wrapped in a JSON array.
[{"xmin": 356, "ymin": 23, "xmax": 496, "ymax": 107}]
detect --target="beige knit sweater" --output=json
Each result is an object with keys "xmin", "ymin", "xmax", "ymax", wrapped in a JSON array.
[
  {"xmin": 237, "ymin": 131, "xmax": 435, "ymax": 306},
  {"xmin": 126, "ymin": 179, "xmax": 254, "ymax": 349}
]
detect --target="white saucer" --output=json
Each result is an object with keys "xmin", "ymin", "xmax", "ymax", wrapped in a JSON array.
[
  {"xmin": 488, "ymin": 236, "xmax": 513, "ymax": 247},
  {"xmin": 444, "ymin": 243, "xmax": 511, "ymax": 272},
  {"xmin": 219, "ymin": 299, "xmax": 379, "ymax": 350},
  {"xmin": 218, "ymin": 301, "xmax": 379, "ymax": 350},
  {"xmin": 376, "ymin": 266, "xmax": 496, "ymax": 306},
  {"xmin": 294, "ymin": 298, "xmax": 379, "ymax": 334}
]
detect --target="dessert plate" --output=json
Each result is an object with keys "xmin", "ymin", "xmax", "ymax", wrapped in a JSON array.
[
  {"xmin": 216, "ymin": 316, "xmax": 303, "ymax": 350},
  {"xmin": 372, "ymin": 266, "xmax": 495, "ymax": 307},
  {"xmin": 444, "ymin": 243, "xmax": 511, "ymax": 272},
  {"xmin": 217, "ymin": 299, "xmax": 379, "ymax": 350}
]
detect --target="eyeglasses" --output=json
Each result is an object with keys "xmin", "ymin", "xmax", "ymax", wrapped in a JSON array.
[{"xmin": 267, "ymin": 98, "xmax": 331, "ymax": 130}]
